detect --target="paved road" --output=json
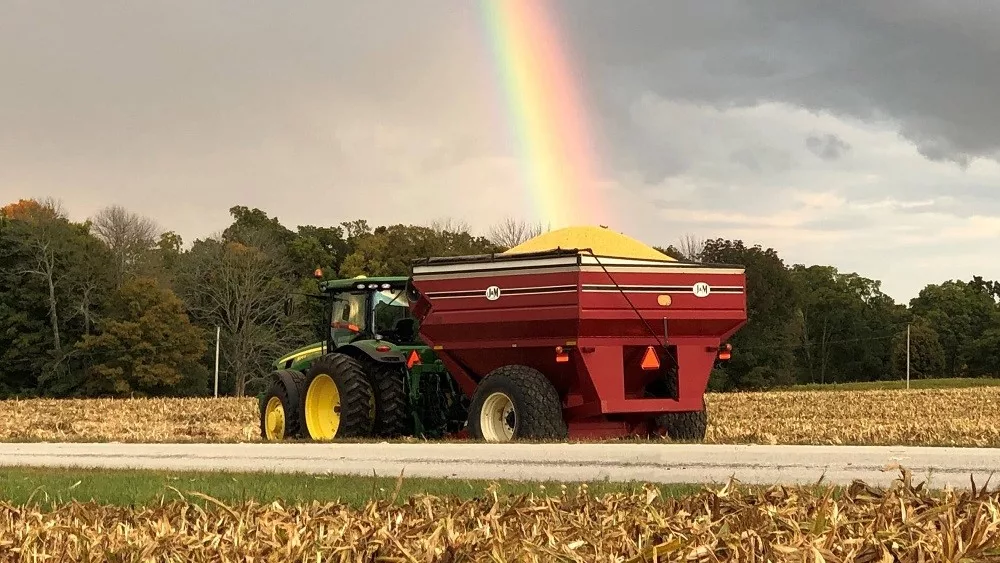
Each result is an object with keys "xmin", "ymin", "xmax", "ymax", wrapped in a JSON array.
[{"xmin": 1, "ymin": 442, "xmax": 998, "ymax": 488}]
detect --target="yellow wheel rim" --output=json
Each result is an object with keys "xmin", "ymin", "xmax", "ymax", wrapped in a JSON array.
[
  {"xmin": 480, "ymin": 392, "xmax": 516, "ymax": 442},
  {"xmin": 305, "ymin": 374, "xmax": 341, "ymax": 440},
  {"xmin": 264, "ymin": 396, "xmax": 285, "ymax": 440}
]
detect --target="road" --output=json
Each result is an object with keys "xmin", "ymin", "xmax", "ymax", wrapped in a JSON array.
[{"xmin": 1, "ymin": 442, "xmax": 998, "ymax": 488}]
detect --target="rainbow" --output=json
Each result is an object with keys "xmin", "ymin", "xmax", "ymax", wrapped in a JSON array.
[{"xmin": 479, "ymin": 0, "xmax": 609, "ymax": 229}]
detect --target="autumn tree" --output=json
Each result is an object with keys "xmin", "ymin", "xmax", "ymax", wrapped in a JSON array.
[
  {"xmin": 75, "ymin": 277, "xmax": 209, "ymax": 396},
  {"xmin": 0, "ymin": 198, "xmax": 115, "ymax": 395}
]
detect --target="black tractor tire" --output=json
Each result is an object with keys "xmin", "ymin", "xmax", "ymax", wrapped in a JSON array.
[
  {"xmin": 259, "ymin": 369, "xmax": 306, "ymax": 440},
  {"xmin": 467, "ymin": 364, "xmax": 567, "ymax": 442},
  {"xmin": 301, "ymin": 354, "xmax": 375, "ymax": 440},
  {"xmin": 366, "ymin": 361, "xmax": 411, "ymax": 437},
  {"xmin": 655, "ymin": 399, "xmax": 708, "ymax": 441}
]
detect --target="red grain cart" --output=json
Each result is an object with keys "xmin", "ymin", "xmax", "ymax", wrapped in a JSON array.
[{"xmin": 407, "ymin": 248, "xmax": 748, "ymax": 441}]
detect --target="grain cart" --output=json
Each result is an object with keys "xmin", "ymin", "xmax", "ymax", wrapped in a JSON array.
[
  {"xmin": 405, "ymin": 232, "xmax": 747, "ymax": 441},
  {"xmin": 259, "ymin": 275, "xmax": 466, "ymax": 441}
]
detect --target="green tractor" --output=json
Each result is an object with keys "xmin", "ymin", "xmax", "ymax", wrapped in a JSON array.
[{"xmin": 259, "ymin": 275, "xmax": 467, "ymax": 441}]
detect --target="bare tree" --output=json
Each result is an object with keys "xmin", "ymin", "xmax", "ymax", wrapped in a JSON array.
[
  {"xmin": 90, "ymin": 205, "xmax": 161, "ymax": 287},
  {"xmin": 429, "ymin": 217, "xmax": 471, "ymax": 235},
  {"xmin": 175, "ymin": 230, "xmax": 306, "ymax": 396},
  {"xmin": 487, "ymin": 217, "xmax": 545, "ymax": 249},
  {"xmin": 678, "ymin": 233, "xmax": 706, "ymax": 262}
]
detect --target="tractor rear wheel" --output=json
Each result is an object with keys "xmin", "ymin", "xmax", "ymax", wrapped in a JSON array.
[
  {"xmin": 467, "ymin": 365, "xmax": 567, "ymax": 442},
  {"xmin": 259, "ymin": 369, "xmax": 306, "ymax": 440},
  {"xmin": 301, "ymin": 354, "xmax": 375, "ymax": 440},
  {"xmin": 368, "ymin": 361, "xmax": 411, "ymax": 437}
]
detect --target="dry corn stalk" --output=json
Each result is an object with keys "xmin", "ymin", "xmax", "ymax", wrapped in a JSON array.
[
  {"xmin": 1, "ymin": 386, "xmax": 999, "ymax": 446},
  {"xmin": 0, "ymin": 470, "xmax": 998, "ymax": 561}
]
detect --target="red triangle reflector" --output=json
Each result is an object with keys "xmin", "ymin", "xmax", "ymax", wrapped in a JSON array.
[
  {"xmin": 640, "ymin": 346, "xmax": 660, "ymax": 370},
  {"xmin": 406, "ymin": 350, "xmax": 421, "ymax": 368}
]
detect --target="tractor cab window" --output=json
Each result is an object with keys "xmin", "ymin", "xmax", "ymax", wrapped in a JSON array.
[
  {"xmin": 373, "ymin": 289, "xmax": 417, "ymax": 342},
  {"xmin": 330, "ymin": 291, "xmax": 367, "ymax": 340}
]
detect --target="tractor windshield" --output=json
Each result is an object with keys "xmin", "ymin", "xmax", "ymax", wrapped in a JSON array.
[
  {"xmin": 373, "ymin": 288, "xmax": 417, "ymax": 342},
  {"xmin": 330, "ymin": 291, "xmax": 367, "ymax": 340}
]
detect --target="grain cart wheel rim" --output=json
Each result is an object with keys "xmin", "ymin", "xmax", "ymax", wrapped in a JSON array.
[
  {"xmin": 264, "ymin": 396, "xmax": 286, "ymax": 440},
  {"xmin": 304, "ymin": 374, "xmax": 341, "ymax": 440},
  {"xmin": 480, "ymin": 392, "xmax": 516, "ymax": 442}
]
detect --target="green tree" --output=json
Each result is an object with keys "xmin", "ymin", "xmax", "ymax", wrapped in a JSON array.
[
  {"xmin": 890, "ymin": 317, "xmax": 946, "ymax": 379},
  {"xmin": 909, "ymin": 280, "xmax": 1000, "ymax": 377},
  {"xmin": 789, "ymin": 265, "xmax": 902, "ymax": 384},
  {"xmin": 339, "ymin": 224, "xmax": 499, "ymax": 278},
  {"xmin": 75, "ymin": 277, "xmax": 209, "ymax": 396},
  {"xmin": 699, "ymin": 238, "xmax": 798, "ymax": 390}
]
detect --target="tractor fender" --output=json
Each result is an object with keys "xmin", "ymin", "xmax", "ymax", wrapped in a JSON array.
[{"xmin": 338, "ymin": 342, "xmax": 407, "ymax": 366}]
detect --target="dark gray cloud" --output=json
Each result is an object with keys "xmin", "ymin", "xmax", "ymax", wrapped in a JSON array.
[
  {"xmin": 558, "ymin": 0, "xmax": 1000, "ymax": 169},
  {"xmin": 805, "ymin": 134, "xmax": 851, "ymax": 161}
]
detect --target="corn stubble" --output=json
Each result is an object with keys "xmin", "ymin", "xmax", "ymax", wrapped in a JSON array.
[
  {"xmin": 2, "ymin": 471, "xmax": 999, "ymax": 561},
  {"xmin": 2, "ymin": 386, "xmax": 999, "ymax": 446}
]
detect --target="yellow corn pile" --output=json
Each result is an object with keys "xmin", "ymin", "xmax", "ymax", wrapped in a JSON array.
[
  {"xmin": 1, "ymin": 386, "xmax": 998, "ymax": 446},
  {"xmin": 503, "ymin": 225, "xmax": 675, "ymax": 260},
  {"xmin": 2, "ymin": 471, "xmax": 997, "ymax": 561}
]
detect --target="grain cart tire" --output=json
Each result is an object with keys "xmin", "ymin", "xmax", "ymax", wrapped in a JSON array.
[
  {"xmin": 467, "ymin": 365, "xmax": 568, "ymax": 442},
  {"xmin": 655, "ymin": 399, "xmax": 708, "ymax": 441},
  {"xmin": 369, "ymin": 361, "xmax": 411, "ymax": 437},
  {"xmin": 259, "ymin": 369, "xmax": 305, "ymax": 440},
  {"xmin": 302, "ymin": 354, "xmax": 375, "ymax": 440}
]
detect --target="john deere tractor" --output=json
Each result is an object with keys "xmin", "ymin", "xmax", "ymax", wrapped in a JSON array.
[{"xmin": 259, "ymin": 275, "xmax": 467, "ymax": 441}]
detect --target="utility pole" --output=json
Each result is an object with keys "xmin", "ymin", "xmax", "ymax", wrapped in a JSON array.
[
  {"xmin": 906, "ymin": 323, "xmax": 910, "ymax": 390},
  {"xmin": 214, "ymin": 326, "xmax": 221, "ymax": 398}
]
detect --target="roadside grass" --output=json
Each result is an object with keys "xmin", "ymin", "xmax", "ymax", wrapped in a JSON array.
[
  {"xmin": 776, "ymin": 377, "xmax": 1000, "ymax": 392},
  {"xmin": 0, "ymin": 466, "xmax": 706, "ymax": 509}
]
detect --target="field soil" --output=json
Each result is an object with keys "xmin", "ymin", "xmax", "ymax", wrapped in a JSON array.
[{"xmin": 2, "ymin": 385, "xmax": 999, "ymax": 446}]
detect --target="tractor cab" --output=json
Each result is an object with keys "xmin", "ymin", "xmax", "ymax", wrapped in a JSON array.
[{"xmin": 322, "ymin": 276, "xmax": 421, "ymax": 349}]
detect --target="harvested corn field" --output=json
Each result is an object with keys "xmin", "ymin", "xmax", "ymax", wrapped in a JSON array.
[
  {"xmin": 2, "ymin": 471, "xmax": 999, "ymax": 561},
  {"xmin": 3, "ymin": 384, "xmax": 1000, "ymax": 446},
  {"xmin": 0, "ymin": 397, "xmax": 259, "ymax": 443}
]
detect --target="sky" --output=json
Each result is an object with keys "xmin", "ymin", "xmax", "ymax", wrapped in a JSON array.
[{"xmin": 2, "ymin": 0, "xmax": 999, "ymax": 304}]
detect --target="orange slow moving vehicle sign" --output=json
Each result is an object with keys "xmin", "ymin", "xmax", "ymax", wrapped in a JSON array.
[
  {"xmin": 640, "ymin": 346, "xmax": 660, "ymax": 370},
  {"xmin": 406, "ymin": 350, "xmax": 421, "ymax": 368}
]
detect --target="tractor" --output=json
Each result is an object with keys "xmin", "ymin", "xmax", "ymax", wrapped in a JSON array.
[{"xmin": 258, "ymin": 275, "xmax": 467, "ymax": 441}]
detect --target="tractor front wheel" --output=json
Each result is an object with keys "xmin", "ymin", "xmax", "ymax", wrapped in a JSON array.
[
  {"xmin": 259, "ymin": 369, "xmax": 306, "ymax": 440},
  {"xmin": 302, "ymin": 354, "xmax": 375, "ymax": 440},
  {"xmin": 467, "ymin": 365, "xmax": 567, "ymax": 442}
]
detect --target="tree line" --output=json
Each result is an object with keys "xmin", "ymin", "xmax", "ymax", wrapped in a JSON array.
[{"xmin": 0, "ymin": 198, "xmax": 994, "ymax": 399}]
